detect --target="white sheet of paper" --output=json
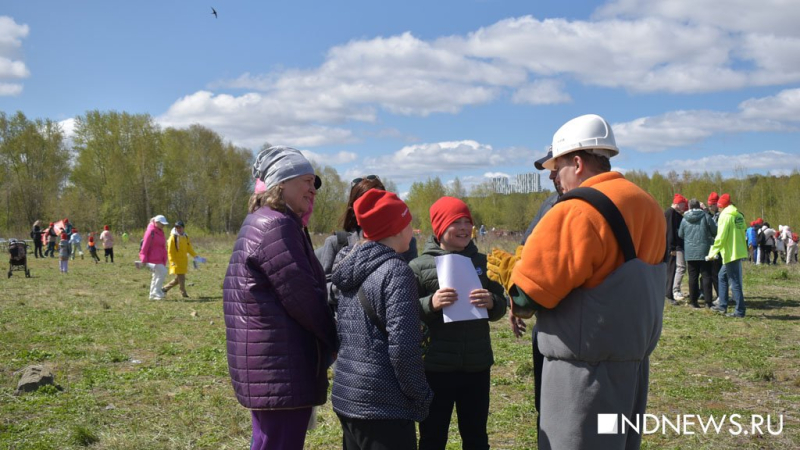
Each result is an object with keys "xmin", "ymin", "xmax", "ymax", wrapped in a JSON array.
[{"xmin": 435, "ymin": 254, "xmax": 489, "ymax": 323}]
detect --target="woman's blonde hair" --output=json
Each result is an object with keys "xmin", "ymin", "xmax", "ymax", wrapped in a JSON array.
[{"xmin": 248, "ymin": 184, "xmax": 285, "ymax": 214}]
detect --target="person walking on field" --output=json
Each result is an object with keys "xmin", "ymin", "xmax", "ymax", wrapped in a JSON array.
[
  {"xmin": 69, "ymin": 228, "xmax": 83, "ymax": 260},
  {"xmin": 708, "ymin": 194, "xmax": 748, "ymax": 318},
  {"xmin": 30, "ymin": 221, "xmax": 45, "ymax": 258},
  {"xmin": 58, "ymin": 232, "xmax": 71, "ymax": 273},
  {"xmin": 664, "ymin": 194, "xmax": 687, "ymax": 304},
  {"xmin": 678, "ymin": 199, "xmax": 717, "ymax": 309},
  {"xmin": 164, "ymin": 221, "xmax": 199, "ymax": 298},
  {"xmin": 87, "ymin": 232, "xmax": 101, "ymax": 263},
  {"xmin": 45, "ymin": 222, "xmax": 58, "ymax": 258},
  {"xmin": 100, "ymin": 225, "xmax": 114, "ymax": 263},
  {"xmin": 487, "ymin": 114, "xmax": 666, "ymax": 450},
  {"xmin": 138, "ymin": 216, "xmax": 169, "ymax": 300}
]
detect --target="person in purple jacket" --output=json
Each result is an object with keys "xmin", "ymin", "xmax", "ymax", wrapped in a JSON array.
[{"xmin": 223, "ymin": 146, "xmax": 338, "ymax": 450}]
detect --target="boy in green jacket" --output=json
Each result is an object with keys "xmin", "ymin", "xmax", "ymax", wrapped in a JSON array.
[{"xmin": 707, "ymin": 193, "xmax": 748, "ymax": 317}]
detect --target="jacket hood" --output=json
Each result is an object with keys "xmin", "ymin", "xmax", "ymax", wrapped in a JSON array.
[
  {"xmin": 421, "ymin": 234, "xmax": 478, "ymax": 258},
  {"xmin": 331, "ymin": 241, "xmax": 403, "ymax": 292},
  {"xmin": 683, "ymin": 209, "xmax": 706, "ymax": 224}
]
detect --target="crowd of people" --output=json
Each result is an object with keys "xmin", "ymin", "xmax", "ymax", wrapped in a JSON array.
[
  {"xmin": 28, "ymin": 219, "xmax": 116, "ymax": 273},
  {"xmin": 664, "ymin": 191, "xmax": 797, "ymax": 318},
  {"xmin": 26, "ymin": 216, "xmax": 203, "ymax": 300},
  {"xmin": 222, "ymin": 117, "xmax": 675, "ymax": 450}
]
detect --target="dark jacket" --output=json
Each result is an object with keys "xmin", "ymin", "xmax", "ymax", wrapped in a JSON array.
[
  {"xmin": 31, "ymin": 226, "xmax": 43, "ymax": 242},
  {"xmin": 316, "ymin": 229, "xmax": 418, "ymax": 279},
  {"xmin": 678, "ymin": 209, "xmax": 718, "ymax": 261},
  {"xmin": 522, "ymin": 192, "xmax": 559, "ymax": 245},
  {"xmin": 331, "ymin": 241, "xmax": 433, "ymax": 421},
  {"xmin": 223, "ymin": 206, "xmax": 338, "ymax": 410},
  {"xmin": 664, "ymin": 207, "xmax": 684, "ymax": 260},
  {"xmin": 409, "ymin": 236, "xmax": 507, "ymax": 372}
]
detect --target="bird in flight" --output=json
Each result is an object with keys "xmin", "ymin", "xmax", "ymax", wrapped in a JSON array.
[{"xmin": 211, "ymin": 7, "xmax": 218, "ymax": 18}]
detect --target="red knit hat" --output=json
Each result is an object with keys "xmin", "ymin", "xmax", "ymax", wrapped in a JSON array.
[
  {"xmin": 104, "ymin": 225, "xmax": 109, "ymax": 230},
  {"xmin": 673, "ymin": 194, "xmax": 687, "ymax": 206},
  {"xmin": 430, "ymin": 196, "xmax": 473, "ymax": 240},
  {"xmin": 354, "ymin": 189, "xmax": 412, "ymax": 241},
  {"xmin": 707, "ymin": 192, "xmax": 719, "ymax": 206},
  {"xmin": 756, "ymin": 218, "xmax": 764, "ymax": 225},
  {"xmin": 60, "ymin": 232, "xmax": 68, "ymax": 240},
  {"xmin": 718, "ymin": 193, "xmax": 731, "ymax": 208}
]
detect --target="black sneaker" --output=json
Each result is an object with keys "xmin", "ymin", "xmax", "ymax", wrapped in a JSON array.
[{"xmin": 711, "ymin": 306, "xmax": 726, "ymax": 313}]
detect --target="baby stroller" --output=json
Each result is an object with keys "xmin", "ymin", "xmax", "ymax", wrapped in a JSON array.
[{"xmin": 8, "ymin": 239, "xmax": 31, "ymax": 278}]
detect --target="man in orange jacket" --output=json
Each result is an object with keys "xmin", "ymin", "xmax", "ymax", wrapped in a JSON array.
[{"xmin": 488, "ymin": 114, "xmax": 666, "ymax": 450}]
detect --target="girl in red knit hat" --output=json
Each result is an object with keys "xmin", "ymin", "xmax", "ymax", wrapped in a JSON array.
[{"xmin": 409, "ymin": 196, "xmax": 507, "ymax": 450}]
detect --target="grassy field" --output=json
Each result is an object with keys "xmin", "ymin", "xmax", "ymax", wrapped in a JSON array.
[{"xmin": 1, "ymin": 234, "xmax": 798, "ymax": 449}]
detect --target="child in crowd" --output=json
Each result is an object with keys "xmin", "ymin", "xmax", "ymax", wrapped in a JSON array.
[
  {"xmin": 331, "ymin": 189, "xmax": 432, "ymax": 449},
  {"xmin": 87, "ymin": 232, "xmax": 100, "ymax": 263},
  {"xmin": 409, "ymin": 196, "xmax": 507, "ymax": 450},
  {"xmin": 59, "ymin": 232, "xmax": 71, "ymax": 273},
  {"xmin": 69, "ymin": 228, "xmax": 83, "ymax": 260},
  {"xmin": 100, "ymin": 225, "xmax": 114, "ymax": 262}
]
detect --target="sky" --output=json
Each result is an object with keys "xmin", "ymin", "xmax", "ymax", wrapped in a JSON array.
[{"xmin": 2, "ymin": 0, "xmax": 800, "ymax": 195}]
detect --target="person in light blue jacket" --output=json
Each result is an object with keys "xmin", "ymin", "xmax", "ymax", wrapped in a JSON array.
[{"xmin": 678, "ymin": 199, "xmax": 717, "ymax": 308}]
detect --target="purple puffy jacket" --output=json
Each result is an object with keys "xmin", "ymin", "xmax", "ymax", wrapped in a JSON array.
[{"xmin": 223, "ymin": 206, "xmax": 337, "ymax": 410}]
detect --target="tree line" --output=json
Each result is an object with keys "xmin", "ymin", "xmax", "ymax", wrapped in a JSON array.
[{"xmin": 2, "ymin": 109, "xmax": 798, "ymax": 237}]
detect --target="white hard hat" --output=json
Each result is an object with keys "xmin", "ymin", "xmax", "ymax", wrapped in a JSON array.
[{"xmin": 541, "ymin": 114, "xmax": 619, "ymax": 171}]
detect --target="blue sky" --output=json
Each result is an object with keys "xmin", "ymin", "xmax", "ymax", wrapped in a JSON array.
[{"xmin": 2, "ymin": 0, "xmax": 800, "ymax": 194}]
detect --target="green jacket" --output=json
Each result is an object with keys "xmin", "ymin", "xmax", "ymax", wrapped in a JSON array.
[
  {"xmin": 408, "ymin": 236, "xmax": 507, "ymax": 372},
  {"xmin": 707, "ymin": 205, "xmax": 748, "ymax": 264}
]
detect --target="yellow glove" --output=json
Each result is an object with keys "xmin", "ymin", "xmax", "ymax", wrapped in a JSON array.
[{"xmin": 487, "ymin": 245, "xmax": 523, "ymax": 294}]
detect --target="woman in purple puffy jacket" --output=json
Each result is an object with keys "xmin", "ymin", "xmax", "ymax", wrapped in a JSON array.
[{"xmin": 223, "ymin": 146, "xmax": 337, "ymax": 450}]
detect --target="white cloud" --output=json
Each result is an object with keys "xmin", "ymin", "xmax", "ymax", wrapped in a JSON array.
[
  {"xmin": 160, "ymin": 8, "xmax": 800, "ymax": 148},
  {"xmin": 512, "ymin": 79, "xmax": 572, "ymax": 105},
  {"xmin": 300, "ymin": 149, "xmax": 358, "ymax": 165},
  {"xmin": 0, "ymin": 16, "xmax": 29, "ymax": 96},
  {"xmin": 615, "ymin": 88, "xmax": 800, "ymax": 152},
  {"xmin": 0, "ymin": 82, "xmax": 22, "ymax": 96},
  {"xmin": 484, "ymin": 172, "xmax": 511, "ymax": 178},
  {"xmin": 595, "ymin": 0, "xmax": 800, "ymax": 37},
  {"xmin": 347, "ymin": 141, "xmax": 536, "ymax": 182},
  {"xmin": 661, "ymin": 150, "xmax": 798, "ymax": 173},
  {"xmin": 58, "ymin": 118, "xmax": 76, "ymax": 137}
]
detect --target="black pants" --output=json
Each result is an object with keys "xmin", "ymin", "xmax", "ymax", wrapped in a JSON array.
[
  {"xmin": 45, "ymin": 242, "xmax": 56, "ymax": 257},
  {"xmin": 89, "ymin": 248, "xmax": 100, "ymax": 262},
  {"xmin": 665, "ymin": 253, "xmax": 677, "ymax": 300},
  {"xmin": 419, "ymin": 369, "xmax": 490, "ymax": 450},
  {"xmin": 687, "ymin": 260, "xmax": 713, "ymax": 306},
  {"xmin": 33, "ymin": 241, "xmax": 44, "ymax": 258},
  {"xmin": 533, "ymin": 325, "xmax": 543, "ymax": 432},
  {"xmin": 338, "ymin": 414, "xmax": 417, "ymax": 450},
  {"xmin": 104, "ymin": 248, "xmax": 114, "ymax": 262}
]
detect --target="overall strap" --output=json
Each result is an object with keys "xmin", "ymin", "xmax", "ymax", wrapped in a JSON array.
[
  {"xmin": 357, "ymin": 287, "xmax": 388, "ymax": 336},
  {"xmin": 558, "ymin": 187, "xmax": 637, "ymax": 262}
]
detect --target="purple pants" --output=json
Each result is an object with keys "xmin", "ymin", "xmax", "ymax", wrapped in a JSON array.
[{"xmin": 250, "ymin": 407, "xmax": 312, "ymax": 450}]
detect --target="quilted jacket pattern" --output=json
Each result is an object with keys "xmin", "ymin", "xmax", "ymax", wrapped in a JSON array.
[
  {"xmin": 331, "ymin": 241, "xmax": 433, "ymax": 422},
  {"xmin": 223, "ymin": 206, "xmax": 337, "ymax": 410}
]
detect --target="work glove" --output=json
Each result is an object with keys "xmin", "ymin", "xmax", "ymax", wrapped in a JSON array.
[{"xmin": 487, "ymin": 245, "xmax": 523, "ymax": 294}]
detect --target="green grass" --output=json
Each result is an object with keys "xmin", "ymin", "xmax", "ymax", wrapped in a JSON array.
[{"xmin": 1, "ymin": 235, "xmax": 798, "ymax": 449}]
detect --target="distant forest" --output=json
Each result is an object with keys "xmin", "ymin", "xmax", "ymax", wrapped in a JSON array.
[{"xmin": 2, "ymin": 110, "xmax": 798, "ymax": 238}]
